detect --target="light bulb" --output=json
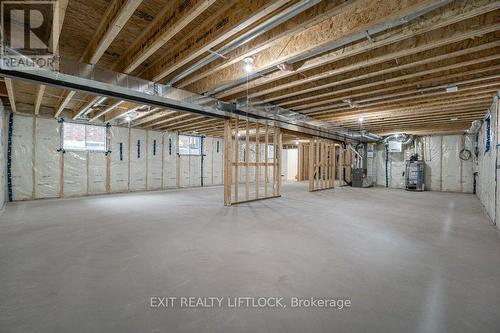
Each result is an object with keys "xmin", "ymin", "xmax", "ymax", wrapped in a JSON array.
[
  {"xmin": 243, "ymin": 57, "xmax": 254, "ymax": 73},
  {"xmin": 244, "ymin": 63, "xmax": 253, "ymax": 73}
]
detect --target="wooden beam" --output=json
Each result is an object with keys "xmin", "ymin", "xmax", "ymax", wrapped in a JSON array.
[
  {"xmin": 41, "ymin": 0, "xmax": 69, "ymax": 116},
  {"xmin": 294, "ymin": 73, "xmax": 500, "ymax": 112},
  {"xmin": 117, "ymin": 107, "xmax": 161, "ymax": 125},
  {"xmin": 276, "ymin": 53, "xmax": 500, "ymax": 108},
  {"xmin": 72, "ymin": 96, "xmax": 100, "ymax": 120},
  {"xmin": 157, "ymin": 116, "xmax": 207, "ymax": 130},
  {"xmin": 186, "ymin": 0, "xmax": 457, "ymax": 93},
  {"xmin": 89, "ymin": 100, "xmax": 124, "ymax": 122},
  {"xmin": 115, "ymin": 0, "xmax": 217, "ymax": 73},
  {"xmin": 155, "ymin": 115, "xmax": 205, "ymax": 130},
  {"xmin": 146, "ymin": 113, "xmax": 191, "ymax": 128},
  {"xmin": 34, "ymin": 85, "xmax": 46, "ymax": 115},
  {"xmin": 243, "ymin": 17, "xmax": 500, "ymax": 102},
  {"xmin": 214, "ymin": 0, "xmax": 500, "ymax": 99},
  {"xmin": 143, "ymin": 0, "xmax": 290, "ymax": 82},
  {"xmin": 104, "ymin": 103, "xmax": 140, "ymax": 122},
  {"xmin": 4, "ymin": 78, "xmax": 16, "ymax": 113},
  {"xmin": 288, "ymin": 65, "xmax": 500, "ymax": 110},
  {"xmin": 80, "ymin": 0, "xmax": 143, "ymax": 65},
  {"xmin": 317, "ymin": 96, "xmax": 494, "ymax": 122},
  {"xmin": 54, "ymin": 90, "xmax": 76, "ymax": 118},
  {"xmin": 177, "ymin": 0, "xmax": 349, "ymax": 88},
  {"xmin": 130, "ymin": 110, "xmax": 176, "ymax": 127},
  {"xmin": 167, "ymin": 118, "xmax": 219, "ymax": 131},
  {"xmin": 309, "ymin": 83, "xmax": 500, "ymax": 117},
  {"xmin": 66, "ymin": 0, "xmax": 136, "ymax": 115},
  {"xmin": 261, "ymin": 44, "xmax": 500, "ymax": 104}
]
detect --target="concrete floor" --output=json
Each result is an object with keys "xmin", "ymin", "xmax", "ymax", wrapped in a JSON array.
[{"xmin": 1, "ymin": 182, "xmax": 500, "ymax": 333}]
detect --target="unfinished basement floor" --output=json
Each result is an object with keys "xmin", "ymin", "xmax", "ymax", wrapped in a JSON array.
[{"xmin": 1, "ymin": 183, "xmax": 500, "ymax": 333}]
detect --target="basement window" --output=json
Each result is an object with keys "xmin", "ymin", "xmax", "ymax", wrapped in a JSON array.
[
  {"xmin": 62, "ymin": 122, "xmax": 107, "ymax": 151},
  {"xmin": 178, "ymin": 135, "xmax": 201, "ymax": 155}
]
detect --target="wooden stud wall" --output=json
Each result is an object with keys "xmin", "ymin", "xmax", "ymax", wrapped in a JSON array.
[
  {"xmin": 224, "ymin": 117, "xmax": 281, "ymax": 206},
  {"xmin": 308, "ymin": 138, "xmax": 336, "ymax": 192},
  {"xmin": 297, "ymin": 143, "xmax": 310, "ymax": 181}
]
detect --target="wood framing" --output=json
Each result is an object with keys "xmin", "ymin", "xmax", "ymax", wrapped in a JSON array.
[
  {"xmin": 308, "ymin": 138, "xmax": 336, "ymax": 192},
  {"xmin": 224, "ymin": 118, "xmax": 281, "ymax": 206},
  {"xmin": 4, "ymin": 78, "xmax": 16, "ymax": 113},
  {"xmin": 297, "ymin": 143, "xmax": 310, "ymax": 181},
  {"xmin": 54, "ymin": 90, "xmax": 76, "ymax": 118},
  {"xmin": 143, "ymin": 0, "xmax": 289, "ymax": 82},
  {"xmin": 80, "ymin": 0, "xmax": 143, "ymax": 65},
  {"xmin": 115, "ymin": 0, "xmax": 217, "ymax": 74}
]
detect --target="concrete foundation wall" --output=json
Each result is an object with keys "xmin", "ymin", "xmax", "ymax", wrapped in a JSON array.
[
  {"xmin": 476, "ymin": 94, "xmax": 500, "ymax": 228},
  {"xmin": 7, "ymin": 114, "xmax": 224, "ymax": 201},
  {"xmin": 373, "ymin": 134, "xmax": 474, "ymax": 193}
]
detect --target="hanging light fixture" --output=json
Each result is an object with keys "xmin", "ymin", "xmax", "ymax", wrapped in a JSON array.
[{"xmin": 243, "ymin": 57, "xmax": 254, "ymax": 73}]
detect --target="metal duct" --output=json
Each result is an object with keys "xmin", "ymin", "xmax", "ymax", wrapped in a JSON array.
[
  {"xmin": 334, "ymin": 130, "xmax": 383, "ymax": 142},
  {"xmin": 383, "ymin": 133, "xmax": 414, "ymax": 145},
  {"xmin": 168, "ymin": 0, "xmax": 321, "ymax": 85},
  {"xmin": 204, "ymin": 0, "xmax": 452, "ymax": 96}
]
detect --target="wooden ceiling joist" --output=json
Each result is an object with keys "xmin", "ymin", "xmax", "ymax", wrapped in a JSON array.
[
  {"xmin": 143, "ymin": 0, "xmax": 290, "ymax": 82},
  {"xmin": 131, "ymin": 110, "xmax": 177, "ymax": 127},
  {"xmin": 285, "ymin": 65, "xmax": 500, "ymax": 110},
  {"xmin": 293, "ymin": 73, "xmax": 500, "ymax": 112},
  {"xmin": 34, "ymin": 85, "xmax": 46, "ymax": 115},
  {"xmin": 185, "ymin": 0, "xmax": 480, "ymax": 94},
  {"xmin": 145, "ymin": 113, "xmax": 191, "ymax": 128},
  {"xmin": 213, "ymin": 0, "xmax": 500, "ymax": 100},
  {"xmin": 80, "ymin": 0, "xmax": 143, "ymax": 65},
  {"xmin": 176, "ymin": 0, "xmax": 350, "ymax": 88},
  {"xmin": 166, "ymin": 118, "xmax": 219, "ymax": 131},
  {"xmin": 4, "ymin": 78, "xmax": 16, "ymax": 113},
  {"xmin": 273, "ymin": 55, "xmax": 500, "ymax": 110},
  {"xmin": 89, "ymin": 100, "xmax": 124, "ymax": 122},
  {"xmin": 153, "ymin": 116, "xmax": 206, "ymax": 130},
  {"xmin": 239, "ymin": 18, "xmax": 500, "ymax": 102},
  {"xmin": 54, "ymin": 90, "xmax": 76, "ymax": 118},
  {"xmin": 316, "ymin": 99, "xmax": 491, "ymax": 122},
  {"xmin": 104, "ymin": 102, "xmax": 143, "ymax": 122},
  {"xmin": 115, "ymin": 0, "xmax": 217, "ymax": 74},
  {"xmin": 260, "ymin": 45, "xmax": 500, "ymax": 105},
  {"xmin": 72, "ymin": 96, "xmax": 101, "ymax": 120},
  {"xmin": 118, "ymin": 107, "xmax": 161, "ymax": 125},
  {"xmin": 307, "ymin": 84, "xmax": 500, "ymax": 117}
]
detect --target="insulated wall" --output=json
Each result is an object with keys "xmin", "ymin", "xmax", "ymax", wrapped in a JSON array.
[
  {"xmin": 129, "ymin": 129, "xmax": 147, "ymax": 191},
  {"xmin": 147, "ymin": 131, "xmax": 163, "ymax": 190},
  {"xmin": 35, "ymin": 118, "xmax": 60, "ymax": 198},
  {"xmin": 110, "ymin": 126, "xmax": 129, "ymax": 192},
  {"xmin": 476, "ymin": 94, "xmax": 499, "ymax": 227},
  {"xmin": 203, "ymin": 137, "xmax": 224, "ymax": 186},
  {"xmin": 0, "ymin": 104, "xmax": 5, "ymax": 210},
  {"xmin": 163, "ymin": 132, "xmax": 177, "ymax": 188},
  {"xmin": 373, "ymin": 135, "xmax": 473, "ymax": 193},
  {"xmin": 8, "ymin": 114, "xmax": 224, "ymax": 201}
]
